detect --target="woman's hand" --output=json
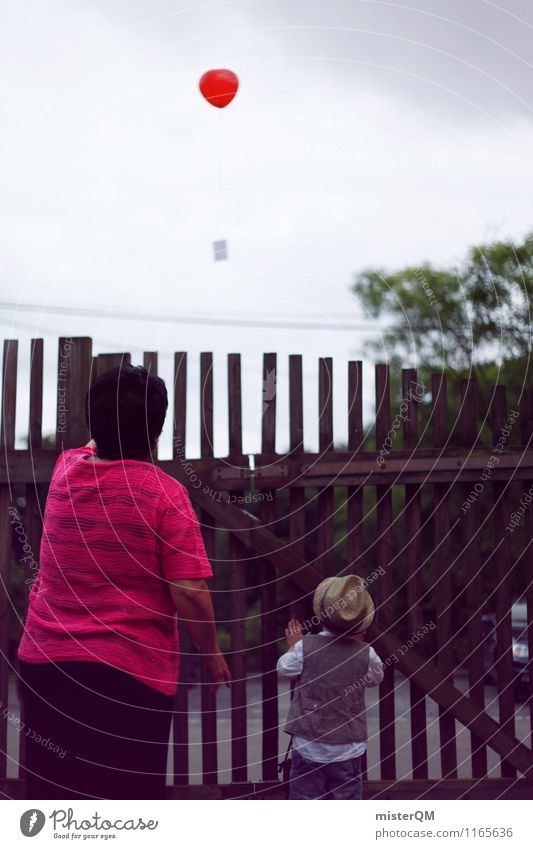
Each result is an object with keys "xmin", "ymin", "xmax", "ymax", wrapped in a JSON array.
[
  {"xmin": 285, "ymin": 618, "xmax": 303, "ymax": 649},
  {"xmin": 170, "ymin": 579, "xmax": 230, "ymax": 695},
  {"xmin": 202, "ymin": 647, "xmax": 231, "ymax": 694}
]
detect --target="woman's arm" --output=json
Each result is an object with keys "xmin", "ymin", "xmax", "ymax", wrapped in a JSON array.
[{"xmin": 169, "ymin": 578, "xmax": 231, "ymax": 692}]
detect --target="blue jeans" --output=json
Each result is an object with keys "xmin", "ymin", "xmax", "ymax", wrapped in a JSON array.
[{"xmin": 288, "ymin": 750, "xmax": 363, "ymax": 800}]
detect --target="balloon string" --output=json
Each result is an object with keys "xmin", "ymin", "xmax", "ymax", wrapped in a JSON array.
[{"xmin": 216, "ymin": 114, "xmax": 224, "ymax": 241}]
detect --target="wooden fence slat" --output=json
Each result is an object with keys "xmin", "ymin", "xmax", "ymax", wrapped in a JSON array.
[
  {"xmin": 143, "ymin": 352, "xmax": 158, "ymax": 459},
  {"xmin": 227, "ymin": 353, "xmax": 247, "ymax": 782},
  {"xmin": 28, "ymin": 339, "xmax": 43, "ymax": 451},
  {"xmin": 490, "ymin": 386, "xmax": 516, "ymax": 778},
  {"xmin": 19, "ymin": 481, "xmax": 44, "ymax": 781},
  {"xmin": 374, "ymin": 363, "xmax": 396, "ymax": 781},
  {"xmin": 143, "ymin": 351, "xmax": 158, "ymax": 376},
  {"xmin": 200, "ymin": 352, "xmax": 214, "ymax": 460},
  {"xmin": 20, "ymin": 341, "xmax": 51, "ymax": 777},
  {"xmin": 260, "ymin": 353, "xmax": 279, "ymax": 781},
  {"xmin": 0, "ymin": 489, "xmax": 12, "ymax": 780},
  {"xmin": 199, "ymin": 352, "xmax": 218, "ymax": 784},
  {"xmin": 402, "ymin": 368, "xmax": 428, "ymax": 780},
  {"xmin": 285, "ymin": 354, "xmax": 308, "ymax": 777},
  {"xmin": 317, "ymin": 357, "xmax": 335, "ymax": 576},
  {"xmin": 430, "ymin": 373, "xmax": 457, "ymax": 779},
  {"xmin": 173, "ymin": 352, "xmax": 187, "ymax": 454},
  {"xmin": 56, "ymin": 338, "xmax": 93, "ymax": 450},
  {"xmin": 288, "ymin": 356, "xmax": 306, "ymax": 621},
  {"xmin": 347, "ymin": 360, "xmax": 367, "ymax": 779},
  {"xmin": 24, "ymin": 340, "xmax": 45, "ymax": 611},
  {"xmin": 289, "ymin": 355, "xmax": 304, "ymax": 454},
  {"xmin": 520, "ymin": 389, "xmax": 533, "ymax": 748},
  {"xmin": 0, "ymin": 340, "xmax": 17, "ymax": 453},
  {"xmin": 0, "ymin": 340, "xmax": 17, "ymax": 778},
  {"xmin": 347, "ymin": 361, "xmax": 364, "ymax": 575},
  {"xmin": 458, "ymin": 377, "xmax": 487, "ymax": 777},
  {"xmin": 93, "ymin": 352, "xmax": 131, "ymax": 379},
  {"xmin": 228, "ymin": 355, "xmax": 242, "ymax": 459},
  {"xmin": 173, "ymin": 623, "xmax": 189, "ymax": 786},
  {"xmin": 172, "ymin": 352, "xmax": 189, "ymax": 785}
]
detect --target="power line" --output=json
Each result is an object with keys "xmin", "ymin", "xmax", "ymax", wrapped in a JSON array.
[
  {"xmin": 0, "ymin": 300, "xmax": 387, "ymax": 332},
  {"xmin": 7, "ymin": 299, "xmax": 515, "ymax": 335}
]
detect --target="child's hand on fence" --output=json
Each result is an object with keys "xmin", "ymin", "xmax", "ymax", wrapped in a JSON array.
[{"xmin": 285, "ymin": 618, "xmax": 303, "ymax": 649}]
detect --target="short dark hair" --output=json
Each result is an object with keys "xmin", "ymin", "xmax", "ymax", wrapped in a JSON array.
[{"xmin": 85, "ymin": 364, "xmax": 168, "ymax": 460}]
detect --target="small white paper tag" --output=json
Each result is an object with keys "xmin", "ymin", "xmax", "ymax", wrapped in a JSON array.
[{"xmin": 213, "ymin": 239, "xmax": 228, "ymax": 261}]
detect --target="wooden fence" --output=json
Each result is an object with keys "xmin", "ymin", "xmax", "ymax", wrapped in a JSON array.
[{"xmin": 1, "ymin": 336, "xmax": 533, "ymax": 799}]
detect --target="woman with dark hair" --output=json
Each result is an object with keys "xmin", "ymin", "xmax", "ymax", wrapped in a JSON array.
[{"xmin": 18, "ymin": 364, "xmax": 230, "ymax": 800}]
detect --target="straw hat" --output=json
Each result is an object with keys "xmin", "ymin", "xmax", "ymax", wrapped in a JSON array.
[{"xmin": 313, "ymin": 575, "xmax": 375, "ymax": 634}]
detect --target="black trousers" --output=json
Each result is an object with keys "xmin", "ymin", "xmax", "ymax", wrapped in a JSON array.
[{"xmin": 19, "ymin": 661, "xmax": 174, "ymax": 800}]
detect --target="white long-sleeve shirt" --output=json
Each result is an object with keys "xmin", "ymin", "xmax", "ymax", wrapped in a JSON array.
[{"xmin": 277, "ymin": 630, "xmax": 384, "ymax": 763}]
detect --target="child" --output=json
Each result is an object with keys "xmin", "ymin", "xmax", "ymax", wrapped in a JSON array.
[{"xmin": 277, "ymin": 575, "xmax": 384, "ymax": 800}]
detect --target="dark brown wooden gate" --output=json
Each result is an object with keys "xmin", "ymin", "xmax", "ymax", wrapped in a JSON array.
[{"xmin": 1, "ymin": 337, "xmax": 533, "ymax": 799}]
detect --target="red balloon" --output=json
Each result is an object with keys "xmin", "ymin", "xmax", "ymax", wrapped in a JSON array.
[{"xmin": 199, "ymin": 69, "xmax": 239, "ymax": 108}]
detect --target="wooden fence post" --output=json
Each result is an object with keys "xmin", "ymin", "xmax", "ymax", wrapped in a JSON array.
[
  {"xmin": 55, "ymin": 338, "xmax": 93, "ymax": 451},
  {"xmin": 199, "ymin": 352, "xmax": 218, "ymax": 784},
  {"xmin": 260, "ymin": 352, "xmax": 279, "ymax": 781},
  {"xmin": 374, "ymin": 362, "xmax": 396, "ymax": 781},
  {"xmin": 317, "ymin": 357, "xmax": 334, "ymax": 576},
  {"xmin": 172, "ymin": 352, "xmax": 190, "ymax": 786},
  {"xmin": 288, "ymin": 355, "xmax": 307, "ymax": 621},
  {"xmin": 143, "ymin": 352, "xmax": 158, "ymax": 459},
  {"xmin": 458, "ymin": 377, "xmax": 487, "ymax": 777},
  {"xmin": 520, "ymin": 388, "xmax": 533, "ymax": 747},
  {"xmin": 346, "ymin": 361, "xmax": 364, "ymax": 575},
  {"xmin": 0, "ymin": 340, "xmax": 18, "ymax": 778},
  {"xmin": 402, "ymin": 367, "xmax": 428, "ymax": 779},
  {"xmin": 227, "ymin": 352, "xmax": 248, "ymax": 782},
  {"xmin": 430, "ymin": 372, "xmax": 457, "ymax": 779},
  {"xmin": 490, "ymin": 385, "xmax": 516, "ymax": 778}
]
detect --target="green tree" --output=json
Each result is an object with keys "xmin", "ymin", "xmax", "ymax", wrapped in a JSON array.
[
  {"xmin": 352, "ymin": 232, "xmax": 533, "ymax": 401},
  {"xmin": 351, "ymin": 234, "xmax": 533, "ymax": 642}
]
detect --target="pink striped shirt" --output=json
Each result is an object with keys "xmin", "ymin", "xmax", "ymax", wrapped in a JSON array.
[{"xmin": 18, "ymin": 446, "xmax": 212, "ymax": 694}]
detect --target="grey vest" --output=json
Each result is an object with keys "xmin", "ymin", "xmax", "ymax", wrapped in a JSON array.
[{"xmin": 284, "ymin": 634, "xmax": 370, "ymax": 744}]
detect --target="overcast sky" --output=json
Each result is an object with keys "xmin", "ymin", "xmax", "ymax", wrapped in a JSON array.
[{"xmin": 1, "ymin": 0, "xmax": 532, "ymax": 455}]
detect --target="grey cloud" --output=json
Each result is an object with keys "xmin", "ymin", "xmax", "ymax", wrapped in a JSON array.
[{"xmin": 95, "ymin": 0, "xmax": 533, "ymax": 123}]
